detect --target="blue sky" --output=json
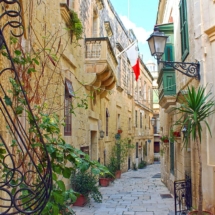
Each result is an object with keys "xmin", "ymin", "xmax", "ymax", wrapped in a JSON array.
[{"xmin": 111, "ymin": 0, "xmax": 159, "ymax": 63}]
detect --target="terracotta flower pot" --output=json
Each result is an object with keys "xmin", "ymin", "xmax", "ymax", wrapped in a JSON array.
[
  {"xmin": 73, "ymin": 194, "xmax": 87, "ymax": 207},
  {"xmin": 99, "ymin": 178, "xmax": 109, "ymax": 187},
  {"xmin": 188, "ymin": 211, "xmax": 213, "ymax": 215},
  {"xmin": 163, "ymin": 139, "xmax": 169, "ymax": 143},
  {"xmin": 173, "ymin": 131, "xmax": 180, "ymax": 137},
  {"xmin": 118, "ymin": 129, "xmax": 122, "ymax": 134},
  {"xmin": 115, "ymin": 170, "xmax": 121, "ymax": 179}
]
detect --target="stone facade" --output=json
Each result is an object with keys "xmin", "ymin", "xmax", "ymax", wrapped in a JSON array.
[
  {"xmin": 157, "ymin": 0, "xmax": 215, "ymax": 213},
  {"xmin": 0, "ymin": 0, "xmax": 154, "ymax": 184}
]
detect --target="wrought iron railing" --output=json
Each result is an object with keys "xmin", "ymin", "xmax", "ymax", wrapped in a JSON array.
[
  {"xmin": 174, "ymin": 175, "xmax": 192, "ymax": 215},
  {"xmin": 0, "ymin": 1, "xmax": 52, "ymax": 214}
]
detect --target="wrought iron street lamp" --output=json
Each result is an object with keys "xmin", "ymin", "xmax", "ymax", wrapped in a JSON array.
[{"xmin": 147, "ymin": 26, "xmax": 200, "ymax": 80}]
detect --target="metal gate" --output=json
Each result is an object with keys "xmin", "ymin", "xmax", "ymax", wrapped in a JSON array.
[{"xmin": 174, "ymin": 175, "xmax": 192, "ymax": 215}]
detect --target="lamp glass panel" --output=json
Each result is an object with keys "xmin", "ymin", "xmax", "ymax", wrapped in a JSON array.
[
  {"xmin": 154, "ymin": 36, "xmax": 167, "ymax": 55},
  {"xmin": 148, "ymin": 36, "xmax": 155, "ymax": 55}
]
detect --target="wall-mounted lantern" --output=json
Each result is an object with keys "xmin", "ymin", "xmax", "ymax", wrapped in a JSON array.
[
  {"xmin": 99, "ymin": 130, "xmax": 105, "ymax": 139},
  {"xmin": 147, "ymin": 26, "xmax": 200, "ymax": 80}
]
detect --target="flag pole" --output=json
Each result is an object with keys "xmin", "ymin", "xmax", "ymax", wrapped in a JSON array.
[{"xmin": 116, "ymin": 39, "xmax": 138, "ymax": 58}]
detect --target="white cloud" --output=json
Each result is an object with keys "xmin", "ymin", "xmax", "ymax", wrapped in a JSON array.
[{"xmin": 119, "ymin": 15, "xmax": 152, "ymax": 45}]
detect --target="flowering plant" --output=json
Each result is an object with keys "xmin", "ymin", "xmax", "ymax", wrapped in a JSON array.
[{"xmin": 160, "ymin": 135, "xmax": 169, "ymax": 143}]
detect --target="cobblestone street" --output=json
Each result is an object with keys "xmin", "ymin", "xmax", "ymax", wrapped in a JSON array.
[{"xmin": 73, "ymin": 163, "xmax": 174, "ymax": 215}]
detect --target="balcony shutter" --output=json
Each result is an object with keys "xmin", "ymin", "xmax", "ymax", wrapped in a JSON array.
[
  {"xmin": 164, "ymin": 44, "xmax": 174, "ymax": 62},
  {"xmin": 179, "ymin": 0, "xmax": 189, "ymax": 61}
]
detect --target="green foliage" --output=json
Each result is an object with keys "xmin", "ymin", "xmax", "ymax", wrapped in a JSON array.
[
  {"xmin": 71, "ymin": 171, "xmax": 102, "ymax": 203},
  {"xmin": 172, "ymin": 85, "xmax": 215, "ymax": 213},
  {"xmin": 4, "ymin": 77, "xmax": 110, "ymax": 214},
  {"xmin": 160, "ymin": 135, "xmax": 169, "ymax": 143},
  {"xmin": 110, "ymin": 138, "xmax": 134, "ymax": 171},
  {"xmin": 138, "ymin": 160, "xmax": 147, "ymax": 169},
  {"xmin": 173, "ymin": 86, "xmax": 215, "ymax": 147},
  {"xmin": 67, "ymin": 10, "xmax": 83, "ymax": 42}
]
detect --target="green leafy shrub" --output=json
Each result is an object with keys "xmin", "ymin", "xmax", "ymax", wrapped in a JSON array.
[
  {"xmin": 138, "ymin": 160, "xmax": 147, "ymax": 169},
  {"xmin": 68, "ymin": 10, "xmax": 83, "ymax": 42},
  {"xmin": 71, "ymin": 171, "xmax": 102, "ymax": 203}
]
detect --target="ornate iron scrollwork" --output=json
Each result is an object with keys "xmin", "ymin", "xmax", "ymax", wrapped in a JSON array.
[
  {"xmin": 159, "ymin": 60, "xmax": 200, "ymax": 80},
  {"xmin": 174, "ymin": 175, "xmax": 192, "ymax": 215},
  {"xmin": 0, "ymin": 0, "xmax": 52, "ymax": 214}
]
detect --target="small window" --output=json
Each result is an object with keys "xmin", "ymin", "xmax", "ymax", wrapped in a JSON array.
[
  {"xmin": 140, "ymin": 113, "xmax": 142, "ymax": 128},
  {"xmin": 129, "ymin": 117, "xmax": 131, "ymax": 130},
  {"xmin": 117, "ymin": 114, "xmax": 120, "ymax": 129},
  {"xmin": 135, "ymin": 110, "xmax": 138, "ymax": 128},
  {"xmin": 64, "ymin": 79, "xmax": 74, "ymax": 136},
  {"xmin": 106, "ymin": 108, "xmax": 110, "ymax": 136}
]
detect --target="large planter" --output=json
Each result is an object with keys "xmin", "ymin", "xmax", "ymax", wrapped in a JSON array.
[
  {"xmin": 188, "ymin": 211, "xmax": 213, "ymax": 215},
  {"xmin": 73, "ymin": 194, "xmax": 87, "ymax": 207},
  {"xmin": 99, "ymin": 178, "xmax": 109, "ymax": 187},
  {"xmin": 115, "ymin": 170, "xmax": 121, "ymax": 179}
]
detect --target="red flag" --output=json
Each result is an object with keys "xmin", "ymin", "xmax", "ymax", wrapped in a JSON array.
[{"xmin": 126, "ymin": 43, "xmax": 140, "ymax": 81}]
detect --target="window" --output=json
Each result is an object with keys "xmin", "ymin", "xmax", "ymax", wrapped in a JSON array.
[
  {"xmin": 117, "ymin": 57, "xmax": 121, "ymax": 85},
  {"xmin": 143, "ymin": 82, "xmax": 147, "ymax": 100},
  {"xmin": 136, "ymin": 142, "xmax": 138, "ymax": 158},
  {"xmin": 117, "ymin": 114, "xmax": 120, "ymax": 129},
  {"xmin": 179, "ymin": 0, "xmax": 189, "ymax": 61},
  {"xmin": 135, "ymin": 110, "xmax": 137, "ymax": 127},
  {"xmin": 129, "ymin": 117, "xmax": 131, "ymax": 130},
  {"xmin": 170, "ymin": 142, "xmax": 174, "ymax": 174},
  {"xmin": 93, "ymin": 11, "xmax": 98, "ymax": 37},
  {"xmin": 140, "ymin": 113, "xmax": 142, "ymax": 128},
  {"xmin": 64, "ymin": 79, "xmax": 74, "ymax": 136},
  {"xmin": 106, "ymin": 108, "xmax": 110, "ymax": 136}
]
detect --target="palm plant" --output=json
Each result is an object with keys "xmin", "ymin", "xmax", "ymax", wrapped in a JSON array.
[{"xmin": 174, "ymin": 86, "xmax": 215, "ymax": 215}]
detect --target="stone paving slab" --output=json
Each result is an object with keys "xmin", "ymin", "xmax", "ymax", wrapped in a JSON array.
[{"xmin": 72, "ymin": 164, "xmax": 174, "ymax": 215}]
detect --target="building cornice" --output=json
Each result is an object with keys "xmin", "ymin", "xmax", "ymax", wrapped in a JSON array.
[{"xmin": 205, "ymin": 25, "xmax": 215, "ymax": 43}]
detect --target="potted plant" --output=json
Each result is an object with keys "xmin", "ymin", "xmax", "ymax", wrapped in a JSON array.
[
  {"xmin": 99, "ymin": 172, "xmax": 110, "ymax": 187},
  {"xmin": 71, "ymin": 171, "xmax": 102, "ymax": 206},
  {"xmin": 160, "ymin": 135, "xmax": 169, "ymax": 143},
  {"xmin": 173, "ymin": 131, "xmax": 181, "ymax": 137},
  {"xmin": 173, "ymin": 86, "xmax": 215, "ymax": 215},
  {"xmin": 117, "ymin": 127, "xmax": 123, "ymax": 134},
  {"xmin": 110, "ymin": 138, "xmax": 134, "ymax": 178}
]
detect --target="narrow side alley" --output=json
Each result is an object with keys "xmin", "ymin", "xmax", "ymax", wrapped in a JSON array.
[{"xmin": 73, "ymin": 164, "xmax": 174, "ymax": 215}]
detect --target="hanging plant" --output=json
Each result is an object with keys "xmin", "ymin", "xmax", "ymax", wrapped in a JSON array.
[{"xmin": 68, "ymin": 10, "xmax": 83, "ymax": 42}]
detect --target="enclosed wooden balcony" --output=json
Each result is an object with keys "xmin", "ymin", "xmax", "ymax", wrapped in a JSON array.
[
  {"xmin": 158, "ymin": 70, "xmax": 176, "ymax": 112},
  {"xmin": 84, "ymin": 37, "xmax": 118, "ymax": 98}
]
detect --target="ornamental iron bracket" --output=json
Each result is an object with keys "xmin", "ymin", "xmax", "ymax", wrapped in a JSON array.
[
  {"xmin": 0, "ymin": 0, "xmax": 52, "ymax": 214},
  {"xmin": 158, "ymin": 60, "xmax": 200, "ymax": 80}
]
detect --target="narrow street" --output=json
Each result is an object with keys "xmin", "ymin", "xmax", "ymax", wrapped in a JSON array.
[{"xmin": 73, "ymin": 163, "xmax": 174, "ymax": 215}]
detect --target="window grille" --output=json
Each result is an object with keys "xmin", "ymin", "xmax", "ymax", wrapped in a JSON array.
[{"xmin": 64, "ymin": 79, "xmax": 74, "ymax": 136}]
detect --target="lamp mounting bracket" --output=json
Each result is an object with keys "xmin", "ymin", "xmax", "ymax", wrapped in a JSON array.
[{"xmin": 158, "ymin": 59, "xmax": 200, "ymax": 80}]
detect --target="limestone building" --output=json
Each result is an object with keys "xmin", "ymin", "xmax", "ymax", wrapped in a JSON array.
[
  {"xmin": 156, "ymin": 0, "xmax": 215, "ymax": 212},
  {"xmin": 0, "ymin": 0, "xmax": 154, "ymax": 176}
]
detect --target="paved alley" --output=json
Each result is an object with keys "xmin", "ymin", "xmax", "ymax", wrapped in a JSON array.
[{"xmin": 72, "ymin": 163, "xmax": 174, "ymax": 215}]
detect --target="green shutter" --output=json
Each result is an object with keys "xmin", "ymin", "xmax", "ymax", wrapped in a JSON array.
[
  {"xmin": 179, "ymin": 0, "xmax": 189, "ymax": 61},
  {"xmin": 170, "ymin": 141, "xmax": 174, "ymax": 174},
  {"xmin": 164, "ymin": 44, "xmax": 174, "ymax": 62}
]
